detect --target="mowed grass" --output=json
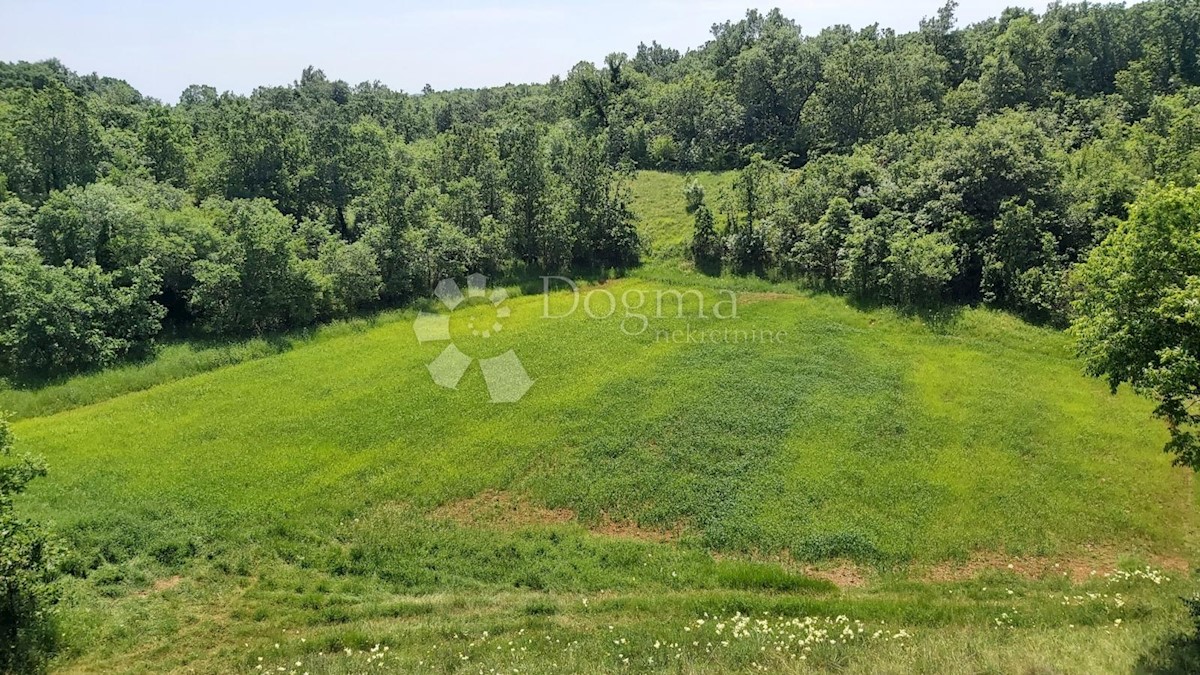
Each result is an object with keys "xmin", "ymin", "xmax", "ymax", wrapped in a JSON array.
[{"xmin": 10, "ymin": 272, "xmax": 1200, "ymax": 672}]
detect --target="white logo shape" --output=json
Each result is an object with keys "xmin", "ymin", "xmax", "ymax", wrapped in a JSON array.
[{"xmin": 415, "ymin": 273, "xmax": 534, "ymax": 403}]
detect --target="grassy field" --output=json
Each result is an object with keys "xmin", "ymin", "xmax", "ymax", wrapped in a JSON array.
[
  {"xmin": 629, "ymin": 170, "xmax": 738, "ymax": 259},
  {"xmin": 6, "ymin": 171, "xmax": 1200, "ymax": 673}
]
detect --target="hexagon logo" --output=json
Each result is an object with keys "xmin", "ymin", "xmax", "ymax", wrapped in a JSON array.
[{"xmin": 414, "ymin": 273, "xmax": 534, "ymax": 403}]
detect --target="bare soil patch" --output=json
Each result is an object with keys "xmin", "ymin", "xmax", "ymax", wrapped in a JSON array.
[
  {"xmin": 431, "ymin": 490, "xmax": 575, "ymax": 528},
  {"xmin": 431, "ymin": 490, "xmax": 681, "ymax": 542}
]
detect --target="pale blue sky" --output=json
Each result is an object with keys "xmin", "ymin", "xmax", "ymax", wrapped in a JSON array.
[{"xmin": 0, "ymin": 1, "xmax": 1038, "ymax": 102}]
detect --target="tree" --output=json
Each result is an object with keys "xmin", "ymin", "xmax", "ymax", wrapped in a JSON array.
[
  {"xmin": 31, "ymin": 184, "xmax": 149, "ymax": 270},
  {"xmin": 1072, "ymin": 185, "xmax": 1200, "ymax": 467},
  {"xmin": 0, "ymin": 413, "xmax": 59, "ymax": 673},
  {"xmin": 0, "ymin": 245, "xmax": 164, "ymax": 381},
  {"xmin": 684, "ymin": 180, "xmax": 706, "ymax": 214},
  {"xmin": 499, "ymin": 121, "xmax": 553, "ymax": 267},
  {"xmin": 791, "ymin": 196, "xmax": 853, "ymax": 282},
  {"xmin": 839, "ymin": 210, "xmax": 896, "ymax": 297},
  {"xmin": 982, "ymin": 199, "xmax": 1069, "ymax": 323},
  {"xmin": 630, "ymin": 41, "xmax": 680, "ymax": 77},
  {"xmin": 980, "ymin": 16, "xmax": 1052, "ymax": 110},
  {"xmin": 730, "ymin": 10, "xmax": 819, "ymax": 158},
  {"xmin": 138, "ymin": 105, "xmax": 191, "ymax": 186},
  {"xmin": 187, "ymin": 199, "xmax": 321, "ymax": 334},
  {"xmin": 316, "ymin": 238, "xmax": 382, "ymax": 317},
  {"xmin": 883, "ymin": 225, "xmax": 958, "ymax": 307},
  {"xmin": 691, "ymin": 203, "xmax": 722, "ymax": 273},
  {"xmin": 0, "ymin": 80, "xmax": 101, "ymax": 203}
]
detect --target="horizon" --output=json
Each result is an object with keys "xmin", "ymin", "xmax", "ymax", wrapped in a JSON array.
[{"xmin": 1, "ymin": 0, "xmax": 1038, "ymax": 102}]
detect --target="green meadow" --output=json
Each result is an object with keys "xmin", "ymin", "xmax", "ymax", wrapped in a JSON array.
[{"xmin": 7, "ymin": 172, "xmax": 1200, "ymax": 673}]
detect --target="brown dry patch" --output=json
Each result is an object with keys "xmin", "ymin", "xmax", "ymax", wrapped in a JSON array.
[
  {"xmin": 921, "ymin": 547, "xmax": 1190, "ymax": 583},
  {"xmin": 707, "ymin": 549, "xmax": 868, "ymax": 588},
  {"xmin": 800, "ymin": 561, "xmax": 870, "ymax": 588},
  {"xmin": 738, "ymin": 292, "xmax": 796, "ymax": 305},
  {"xmin": 591, "ymin": 514, "xmax": 681, "ymax": 543},
  {"xmin": 153, "ymin": 575, "xmax": 183, "ymax": 591},
  {"xmin": 432, "ymin": 490, "xmax": 683, "ymax": 542},
  {"xmin": 715, "ymin": 546, "xmax": 1190, "ymax": 590},
  {"xmin": 431, "ymin": 490, "xmax": 576, "ymax": 528},
  {"xmin": 135, "ymin": 575, "xmax": 182, "ymax": 597}
]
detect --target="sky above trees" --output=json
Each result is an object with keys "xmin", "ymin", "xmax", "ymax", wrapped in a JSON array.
[{"xmin": 0, "ymin": 0, "xmax": 1028, "ymax": 102}]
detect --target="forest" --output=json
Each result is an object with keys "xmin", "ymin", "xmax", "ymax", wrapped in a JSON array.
[{"xmin": 0, "ymin": 0, "xmax": 1197, "ymax": 450}]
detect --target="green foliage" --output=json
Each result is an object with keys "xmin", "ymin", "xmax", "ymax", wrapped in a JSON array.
[
  {"xmin": 790, "ymin": 196, "xmax": 854, "ymax": 282},
  {"xmin": 690, "ymin": 204, "xmax": 722, "ymax": 272},
  {"xmin": 188, "ymin": 198, "xmax": 322, "ymax": 334},
  {"xmin": 0, "ymin": 79, "xmax": 100, "ymax": 204},
  {"xmin": 980, "ymin": 16, "xmax": 1052, "ymax": 110},
  {"xmin": 714, "ymin": 561, "xmax": 834, "ymax": 592},
  {"xmin": 316, "ymin": 239, "xmax": 382, "ymax": 317},
  {"xmin": 0, "ymin": 413, "xmax": 59, "ymax": 673},
  {"xmin": 0, "ymin": 245, "xmax": 163, "ymax": 381},
  {"xmin": 137, "ymin": 106, "xmax": 190, "ymax": 187},
  {"xmin": 1, "ymin": 4, "xmax": 1200, "ymax": 669},
  {"xmin": 682, "ymin": 180, "xmax": 705, "ymax": 214},
  {"xmin": 1073, "ymin": 185, "xmax": 1200, "ymax": 467},
  {"xmin": 882, "ymin": 225, "xmax": 958, "ymax": 307}
]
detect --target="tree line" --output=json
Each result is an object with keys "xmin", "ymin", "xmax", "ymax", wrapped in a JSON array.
[{"xmin": 0, "ymin": 64, "xmax": 639, "ymax": 381}]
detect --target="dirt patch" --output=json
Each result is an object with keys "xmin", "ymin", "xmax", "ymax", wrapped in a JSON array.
[
  {"xmin": 591, "ymin": 514, "xmax": 681, "ymax": 543},
  {"xmin": 431, "ymin": 490, "xmax": 681, "ymax": 542},
  {"xmin": 719, "ymin": 546, "xmax": 1190, "ymax": 590},
  {"xmin": 800, "ymin": 561, "xmax": 870, "ymax": 588},
  {"xmin": 135, "ymin": 575, "xmax": 183, "ymax": 597},
  {"xmin": 431, "ymin": 490, "xmax": 575, "ymax": 528},
  {"xmin": 921, "ymin": 547, "xmax": 1190, "ymax": 584},
  {"xmin": 738, "ymin": 292, "xmax": 797, "ymax": 305},
  {"xmin": 153, "ymin": 575, "xmax": 183, "ymax": 591}
]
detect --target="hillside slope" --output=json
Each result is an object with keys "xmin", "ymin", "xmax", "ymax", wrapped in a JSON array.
[
  {"xmin": 16, "ymin": 276, "xmax": 1192, "ymax": 566},
  {"xmin": 7, "ymin": 173, "xmax": 1199, "ymax": 672}
]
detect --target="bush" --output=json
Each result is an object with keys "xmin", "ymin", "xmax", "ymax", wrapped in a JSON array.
[
  {"xmin": 0, "ymin": 246, "xmax": 164, "ymax": 382},
  {"xmin": 0, "ymin": 413, "xmax": 60, "ymax": 672},
  {"xmin": 725, "ymin": 219, "xmax": 771, "ymax": 276},
  {"xmin": 683, "ymin": 180, "xmax": 706, "ymax": 214},
  {"xmin": 691, "ymin": 204, "xmax": 723, "ymax": 273}
]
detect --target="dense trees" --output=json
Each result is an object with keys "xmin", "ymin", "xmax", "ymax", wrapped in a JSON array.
[
  {"xmin": 1073, "ymin": 186, "xmax": 1200, "ymax": 467},
  {"xmin": 0, "ymin": 56, "xmax": 648, "ymax": 381}
]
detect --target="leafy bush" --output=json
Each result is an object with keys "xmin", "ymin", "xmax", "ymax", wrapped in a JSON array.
[
  {"xmin": 0, "ymin": 413, "xmax": 60, "ymax": 672},
  {"xmin": 683, "ymin": 180, "xmax": 705, "ymax": 214},
  {"xmin": 691, "ymin": 204, "xmax": 722, "ymax": 272},
  {"xmin": 0, "ymin": 245, "xmax": 164, "ymax": 382},
  {"xmin": 714, "ymin": 561, "xmax": 834, "ymax": 593}
]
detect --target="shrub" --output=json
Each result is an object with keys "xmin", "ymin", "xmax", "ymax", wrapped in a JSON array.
[
  {"xmin": 0, "ymin": 413, "xmax": 61, "ymax": 672},
  {"xmin": 683, "ymin": 180, "xmax": 706, "ymax": 214}
]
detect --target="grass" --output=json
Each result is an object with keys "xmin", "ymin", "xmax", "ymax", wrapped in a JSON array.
[
  {"xmin": 629, "ymin": 170, "xmax": 739, "ymax": 259},
  {"xmin": 6, "ymin": 170, "xmax": 1200, "ymax": 672},
  {"xmin": 0, "ymin": 309, "xmax": 415, "ymax": 421}
]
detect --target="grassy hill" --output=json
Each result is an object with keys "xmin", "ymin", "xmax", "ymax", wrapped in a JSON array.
[
  {"xmin": 6, "ymin": 172, "xmax": 1200, "ymax": 673},
  {"xmin": 629, "ymin": 170, "xmax": 738, "ymax": 259}
]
